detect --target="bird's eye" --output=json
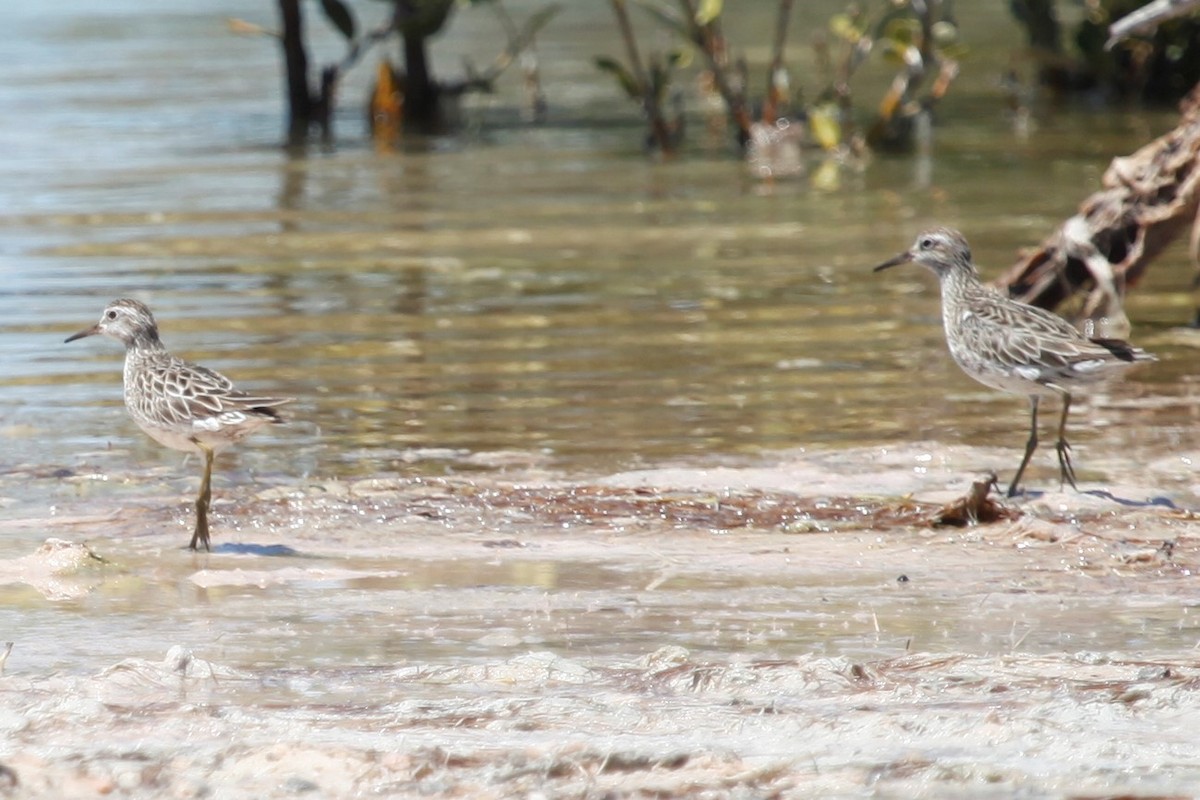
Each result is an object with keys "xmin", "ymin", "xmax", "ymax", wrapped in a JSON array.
[
  {"xmin": 105, "ymin": 310, "xmax": 118, "ymax": 320},
  {"xmin": 919, "ymin": 237, "xmax": 934, "ymax": 250}
]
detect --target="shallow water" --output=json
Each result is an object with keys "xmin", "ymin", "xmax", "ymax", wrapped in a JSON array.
[
  {"xmin": 3, "ymin": 1, "xmax": 1191, "ymax": 496},
  {"xmin": 1, "ymin": 0, "xmax": 1195, "ymax": 648},
  {"xmin": 3, "ymin": 2, "xmax": 1200, "ymax": 796}
]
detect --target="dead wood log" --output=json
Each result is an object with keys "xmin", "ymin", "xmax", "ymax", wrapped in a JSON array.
[{"xmin": 997, "ymin": 80, "xmax": 1200, "ymax": 331}]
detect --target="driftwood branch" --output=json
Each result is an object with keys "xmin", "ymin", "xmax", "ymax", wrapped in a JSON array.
[
  {"xmin": 1106, "ymin": 0, "xmax": 1200, "ymax": 50},
  {"xmin": 997, "ymin": 80, "xmax": 1200, "ymax": 328}
]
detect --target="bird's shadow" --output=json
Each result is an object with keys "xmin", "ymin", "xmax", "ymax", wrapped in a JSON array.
[
  {"xmin": 191, "ymin": 543, "xmax": 306, "ymax": 557},
  {"xmin": 1017, "ymin": 488, "xmax": 1181, "ymax": 510},
  {"xmin": 1080, "ymin": 489, "xmax": 1181, "ymax": 510}
]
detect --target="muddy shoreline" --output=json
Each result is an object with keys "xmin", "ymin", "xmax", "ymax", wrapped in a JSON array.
[{"xmin": 1, "ymin": 444, "xmax": 1198, "ymax": 797}]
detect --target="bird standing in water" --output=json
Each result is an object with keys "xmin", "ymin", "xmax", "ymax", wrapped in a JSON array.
[
  {"xmin": 66, "ymin": 299, "xmax": 292, "ymax": 550},
  {"xmin": 874, "ymin": 227, "xmax": 1155, "ymax": 497}
]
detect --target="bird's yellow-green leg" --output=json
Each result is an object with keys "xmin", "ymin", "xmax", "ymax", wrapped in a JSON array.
[
  {"xmin": 189, "ymin": 442, "xmax": 215, "ymax": 551},
  {"xmin": 1054, "ymin": 392, "xmax": 1078, "ymax": 490},
  {"xmin": 1006, "ymin": 396, "xmax": 1040, "ymax": 498}
]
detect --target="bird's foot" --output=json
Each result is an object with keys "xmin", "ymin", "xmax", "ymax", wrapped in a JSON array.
[
  {"xmin": 188, "ymin": 525, "xmax": 211, "ymax": 552},
  {"xmin": 190, "ymin": 499, "xmax": 211, "ymax": 552},
  {"xmin": 1055, "ymin": 438, "xmax": 1078, "ymax": 490}
]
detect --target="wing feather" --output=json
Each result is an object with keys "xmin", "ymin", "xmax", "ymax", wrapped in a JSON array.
[
  {"xmin": 953, "ymin": 286, "xmax": 1149, "ymax": 385},
  {"xmin": 131, "ymin": 352, "xmax": 292, "ymax": 425}
]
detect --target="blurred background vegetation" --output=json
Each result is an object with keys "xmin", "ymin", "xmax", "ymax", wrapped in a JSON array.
[{"xmin": 247, "ymin": 0, "xmax": 1200, "ymax": 156}]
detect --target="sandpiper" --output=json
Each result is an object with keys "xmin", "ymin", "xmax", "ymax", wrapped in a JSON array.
[
  {"xmin": 874, "ymin": 227, "xmax": 1155, "ymax": 497},
  {"xmin": 66, "ymin": 299, "xmax": 292, "ymax": 550}
]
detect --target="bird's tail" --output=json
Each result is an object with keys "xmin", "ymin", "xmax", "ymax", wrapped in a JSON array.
[{"xmin": 1089, "ymin": 337, "xmax": 1156, "ymax": 363}]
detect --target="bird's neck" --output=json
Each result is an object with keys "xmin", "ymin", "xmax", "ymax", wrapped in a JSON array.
[
  {"xmin": 938, "ymin": 263, "xmax": 984, "ymax": 295},
  {"xmin": 121, "ymin": 334, "xmax": 166, "ymax": 397},
  {"xmin": 937, "ymin": 264, "xmax": 988, "ymax": 318},
  {"xmin": 126, "ymin": 330, "xmax": 166, "ymax": 353}
]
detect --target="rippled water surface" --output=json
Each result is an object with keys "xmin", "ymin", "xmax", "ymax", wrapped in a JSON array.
[
  {"xmin": 2, "ymin": 0, "xmax": 1199, "ymax": 668},
  {"xmin": 3, "ymin": 0, "xmax": 1193, "ymax": 495}
]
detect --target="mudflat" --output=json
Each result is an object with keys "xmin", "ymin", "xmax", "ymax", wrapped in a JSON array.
[{"xmin": 0, "ymin": 444, "xmax": 1196, "ymax": 798}]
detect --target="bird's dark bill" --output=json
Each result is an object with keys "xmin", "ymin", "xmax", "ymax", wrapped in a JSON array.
[
  {"xmin": 64, "ymin": 325, "xmax": 99, "ymax": 343},
  {"xmin": 873, "ymin": 251, "xmax": 913, "ymax": 272}
]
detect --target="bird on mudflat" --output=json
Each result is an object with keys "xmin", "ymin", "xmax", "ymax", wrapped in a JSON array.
[
  {"xmin": 874, "ymin": 227, "xmax": 1155, "ymax": 497},
  {"xmin": 66, "ymin": 298, "xmax": 293, "ymax": 550}
]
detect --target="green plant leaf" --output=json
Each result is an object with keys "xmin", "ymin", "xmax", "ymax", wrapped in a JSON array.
[
  {"xmin": 882, "ymin": 17, "xmax": 919, "ymax": 48},
  {"xmin": 810, "ymin": 157, "xmax": 841, "ymax": 191},
  {"xmin": 809, "ymin": 104, "xmax": 841, "ymax": 151},
  {"xmin": 695, "ymin": 0, "xmax": 722, "ymax": 26},
  {"xmin": 880, "ymin": 40, "xmax": 909, "ymax": 67},
  {"xmin": 595, "ymin": 56, "xmax": 642, "ymax": 100},
  {"xmin": 829, "ymin": 13, "xmax": 861, "ymax": 43},
  {"xmin": 394, "ymin": 0, "xmax": 456, "ymax": 38},
  {"xmin": 319, "ymin": 0, "xmax": 356, "ymax": 40}
]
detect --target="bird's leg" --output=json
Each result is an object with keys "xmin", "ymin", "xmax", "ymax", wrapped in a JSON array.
[
  {"xmin": 1055, "ymin": 392, "xmax": 1078, "ymax": 491},
  {"xmin": 189, "ymin": 442, "xmax": 215, "ymax": 552},
  {"xmin": 1007, "ymin": 396, "xmax": 1039, "ymax": 498}
]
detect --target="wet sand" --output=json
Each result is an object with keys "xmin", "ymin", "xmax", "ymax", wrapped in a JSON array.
[{"xmin": 1, "ymin": 444, "xmax": 1198, "ymax": 798}]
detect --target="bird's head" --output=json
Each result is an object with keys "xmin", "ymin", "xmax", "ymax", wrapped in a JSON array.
[
  {"xmin": 65, "ymin": 298, "xmax": 161, "ymax": 348},
  {"xmin": 874, "ymin": 227, "xmax": 975, "ymax": 278}
]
